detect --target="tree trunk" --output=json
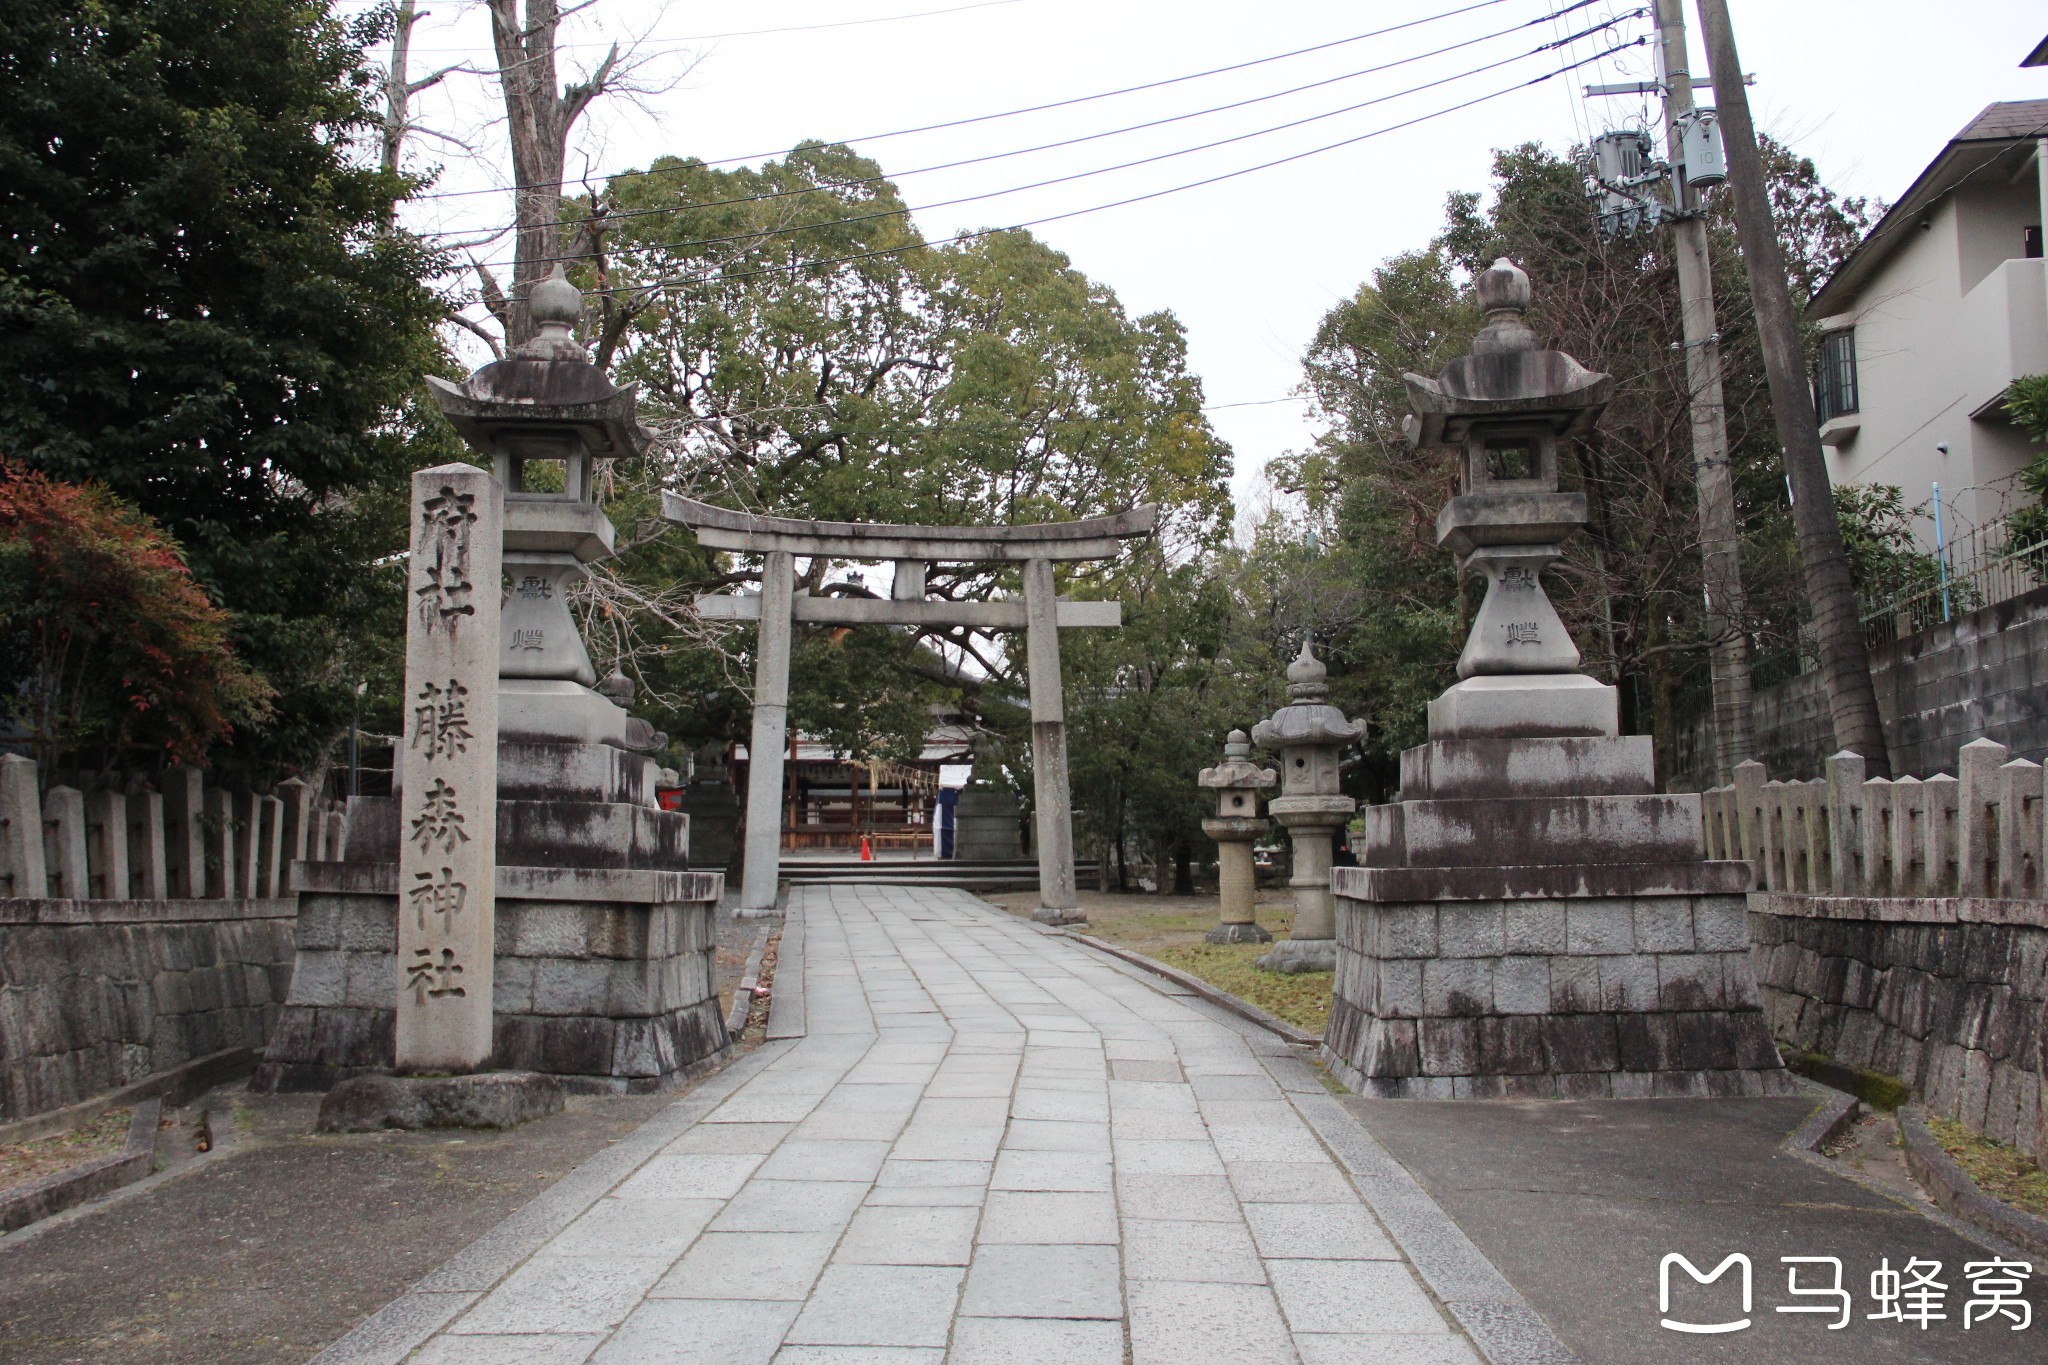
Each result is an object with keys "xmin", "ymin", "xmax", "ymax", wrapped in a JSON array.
[
  {"xmin": 485, "ymin": 0, "xmax": 618, "ymax": 349},
  {"xmin": 1694, "ymin": 0, "xmax": 1890, "ymax": 776}
]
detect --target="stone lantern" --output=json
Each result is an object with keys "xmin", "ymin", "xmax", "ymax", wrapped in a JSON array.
[
  {"xmin": 1199, "ymin": 730, "xmax": 1275, "ymax": 944},
  {"xmin": 1252, "ymin": 640, "xmax": 1361, "ymax": 974},
  {"xmin": 425, "ymin": 265, "xmax": 652, "ymax": 748},
  {"xmin": 1403, "ymin": 256, "xmax": 1613, "ymax": 739}
]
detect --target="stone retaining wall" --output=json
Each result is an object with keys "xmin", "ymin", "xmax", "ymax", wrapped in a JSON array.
[
  {"xmin": 1750, "ymin": 892, "xmax": 2046, "ymax": 1156},
  {"xmin": 0, "ymin": 897, "xmax": 296, "ymax": 1122},
  {"xmin": 1676, "ymin": 584, "xmax": 2048, "ymax": 786}
]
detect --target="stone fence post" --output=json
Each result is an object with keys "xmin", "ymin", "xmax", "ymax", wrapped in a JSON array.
[
  {"xmin": 1, "ymin": 754, "xmax": 46, "ymax": 898},
  {"xmin": 85, "ymin": 789, "xmax": 129, "ymax": 900},
  {"xmin": 42, "ymin": 786, "xmax": 88, "ymax": 900}
]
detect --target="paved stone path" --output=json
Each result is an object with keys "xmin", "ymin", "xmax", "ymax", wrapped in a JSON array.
[{"xmin": 326, "ymin": 887, "xmax": 1557, "ymax": 1364}]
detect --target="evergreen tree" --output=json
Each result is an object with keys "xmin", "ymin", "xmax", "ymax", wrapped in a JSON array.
[{"xmin": 0, "ymin": 0, "xmax": 452, "ymax": 774}]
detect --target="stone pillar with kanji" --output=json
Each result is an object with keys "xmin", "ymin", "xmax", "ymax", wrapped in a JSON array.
[{"xmin": 395, "ymin": 464, "xmax": 502, "ymax": 1072}]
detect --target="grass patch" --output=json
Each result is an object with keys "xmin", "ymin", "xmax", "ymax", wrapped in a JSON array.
[
  {"xmin": 1782, "ymin": 1049, "xmax": 1911, "ymax": 1110},
  {"xmin": 1929, "ymin": 1116, "xmax": 2048, "ymax": 1219},
  {"xmin": 983, "ymin": 889, "xmax": 1331, "ymax": 1033},
  {"xmin": 0, "ymin": 1108, "xmax": 132, "ymax": 1193},
  {"xmin": 1152, "ymin": 942, "xmax": 1333, "ymax": 1035}
]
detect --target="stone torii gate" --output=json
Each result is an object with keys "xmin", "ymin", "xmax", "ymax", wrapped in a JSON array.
[{"xmin": 665, "ymin": 494, "xmax": 1156, "ymax": 923}]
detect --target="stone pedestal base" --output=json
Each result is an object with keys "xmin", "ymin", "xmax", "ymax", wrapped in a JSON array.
[
  {"xmin": 253, "ymin": 863, "xmax": 726, "ymax": 1094},
  {"xmin": 1258, "ymin": 937, "xmax": 1335, "ymax": 974},
  {"xmin": 955, "ymin": 785, "xmax": 1023, "ymax": 860},
  {"xmin": 1329, "ymin": 735, "xmax": 1793, "ymax": 1098},
  {"xmin": 316, "ymin": 1071, "xmax": 565, "ymax": 1132},
  {"xmin": 1428, "ymin": 673, "xmax": 1617, "ymax": 740},
  {"xmin": 1207, "ymin": 921, "xmax": 1272, "ymax": 945},
  {"xmin": 1324, "ymin": 874, "xmax": 1795, "ymax": 1097},
  {"xmin": 1032, "ymin": 905, "xmax": 1087, "ymax": 927}
]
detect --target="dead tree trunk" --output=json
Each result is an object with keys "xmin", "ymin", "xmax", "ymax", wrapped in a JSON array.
[
  {"xmin": 377, "ymin": 0, "xmax": 467, "ymax": 231},
  {"xmin": 485, "ymin": 0, "xmax": 618, "ymax": 348}
]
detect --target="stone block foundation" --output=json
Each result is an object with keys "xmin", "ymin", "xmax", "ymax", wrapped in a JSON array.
[
  {"xmin": 1325, "ymin": 736, "xmax": 1794, "ymax": 1099},
  {"xmin": 1750, "ymin": 892, "xmax": 2046, "ymax": 1157},
  {"xmin": 253, "ymin": 864, "xmax": 725, "ymax": 1093},
  {"xmin": 1326, "ymin": 888, "xmax": 1793, "ymax": 1098}
]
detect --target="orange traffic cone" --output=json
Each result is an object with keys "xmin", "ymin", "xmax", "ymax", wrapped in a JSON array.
[{"xmin": 860, "ymin": 836, "xmax": 872, "ymax": 861}]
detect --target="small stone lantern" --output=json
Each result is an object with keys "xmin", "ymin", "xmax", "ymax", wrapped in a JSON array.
[
  {"xmin": 1200, "ymin": 730, "xmax": 1276, "ymax": 944},
  {"xmin": 1252, "ymin": 639, "xmax": 1361, "ymax": 973},
  {"xmin": 426, "ymin": 266, "xmax": 654, "ymax": 746}
]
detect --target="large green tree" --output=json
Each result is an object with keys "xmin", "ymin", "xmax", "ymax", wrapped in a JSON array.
[
  {"xmin": 0, "ymin": 0, "xmax": 452, "ymax": 775},
  {"xmin": 563, "ymin": 146, "xmax": 1233, "ymax": 788}
]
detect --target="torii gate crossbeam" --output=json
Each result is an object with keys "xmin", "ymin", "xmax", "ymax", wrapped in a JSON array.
[{"xmin": 665, "ymin": 493, "xmax": 1156, "ymax": 923}]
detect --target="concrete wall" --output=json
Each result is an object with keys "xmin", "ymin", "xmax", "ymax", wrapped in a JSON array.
[
  {"xmin": 0, "ymin": 897, "xmax": 296, "ymax": 1123},
  {"xmin": 1750, "ymin": 892, "xmax": 2044, "ymax": 1157},
  {"xmin": 1683, "ymin": 583, "xmax": 2048, "ymax": 784},
  {"xmin": 1819, "ymin": 164, "xmax": 2046, "ymax": 544}
]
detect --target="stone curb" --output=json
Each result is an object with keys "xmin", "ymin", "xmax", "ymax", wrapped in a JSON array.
[
  {"xmin": 1783, "ymin": 1084, "xmax": 1860, "ymax": 1156},
  {"xmin": 0, "ymin": 1099, "xmax": 160, "ymax": 1234},
  {"xmin": 1063, "ymin": 930, "xmax": 1323, "ymax": 1047},
  {"xmin": 1284, "ymin": 1087, "xmax": 1578, "ymax": 1364},
  {"xmin": 1898, "ymin": 1104, "xmax": 2048, "ymax": 1260},
  {"xmin": 724, "ymin": 924, "xmax": 774, "ymax": 1039},
  {"xmin": 0, "ymin": 1045, "xmax": 257, "ymax": 1146},
  {"xmin": 307, "ymin": 1037, "xmax": 794, "ymax": 1365},
  {"xmin": 765, "ymin": 904, "xmax": 807, "ymax": 1040}
]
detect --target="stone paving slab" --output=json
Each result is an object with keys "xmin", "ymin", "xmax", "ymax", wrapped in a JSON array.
[{"xmin": 323, "ymin": 886, "xmax": 1552, "ymax": 1363}]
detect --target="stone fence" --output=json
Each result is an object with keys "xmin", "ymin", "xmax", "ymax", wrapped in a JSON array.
[
  {"xmin": 1705, "ymin": 743, "xmax": 2047, "ymax": 1158},
  {"xmin": 0, "ymin": 753, "xmax": 340, "ymax": 1122},
  {"xmin": 0, "ymin": 753, "xmax": 346, "ymax": 902},
  {"xmin": 1701, "ymin": 740, "xmax": 2043, "ymax": 898}
]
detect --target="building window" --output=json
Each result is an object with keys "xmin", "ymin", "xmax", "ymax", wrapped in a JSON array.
[{"xmin": 1814, "ymin": 328, "xmax": 1858, "ymax": 425}]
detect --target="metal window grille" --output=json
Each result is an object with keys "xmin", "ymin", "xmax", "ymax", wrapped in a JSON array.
[{"xmin": 1814, "ymin": 328, "xmax": 1858, "ymax": 424}]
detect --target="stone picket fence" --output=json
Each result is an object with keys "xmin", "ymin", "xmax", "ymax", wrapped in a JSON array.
[
  {"xmin": 0, "ymin": 754, "xmax": 343, "ymax": 1124},
  {"xmin": 0, "ymin": 753, "xmax": 345, "ymax": 902},
  {"xmin": 1705, "ymin": 742, "xmax": 2048, "ymax": 1156}
]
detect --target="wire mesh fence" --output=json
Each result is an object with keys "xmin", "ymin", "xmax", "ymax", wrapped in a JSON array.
[{"xmin": 1860, "ymin": 512, "xmax": 2048, "ymax": 651}]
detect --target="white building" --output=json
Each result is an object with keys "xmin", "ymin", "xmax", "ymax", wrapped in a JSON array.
[{"xmin": 1809, "ymin": 99, "xmax": 2048, "ymax": 548}]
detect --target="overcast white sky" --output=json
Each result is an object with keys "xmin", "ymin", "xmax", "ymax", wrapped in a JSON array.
[{"xmin": 368, "ymin": 0, "xmax": 2048, "ymax": 516}]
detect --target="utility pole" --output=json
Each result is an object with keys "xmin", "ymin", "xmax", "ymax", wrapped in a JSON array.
[
  {"xmin": 1585, "ymin": 3, "xmax": 1756, "ymax": 783},
  {"xmin": 1651, "ymin": 0, "xmax": 1753, "ymax": 784},
  {"xmin": 1694, "ymin": 0, "xmax": 1890, "ymax": 776}
]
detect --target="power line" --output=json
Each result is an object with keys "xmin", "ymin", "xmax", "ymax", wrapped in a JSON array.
[
  {"xmin": 400, "ymin": 0, "xmax": 1542, "ymax": 205},
  {"xmin": 458, "ymin": 38, "xmax": 1643, "ymax": 301},
  {"xmin": 453, "ymin": 15, "xmax": 1643, "ymax": 271},
  {"xmin": 417, "ymin": 4, "xmax": 1630, "ymax": 243},
  {"xmin": 377, "ymin": 0, "xmax": 1029, "ymax": 53}
]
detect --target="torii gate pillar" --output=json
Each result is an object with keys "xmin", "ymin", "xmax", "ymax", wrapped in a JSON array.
[
  {"xmin": 739, "ymin": 551, "xmax": 796, "ymax": 913},
  {"xmin": 1022, "ymin": 557, "xmax": 1079, "ymax": 921}
]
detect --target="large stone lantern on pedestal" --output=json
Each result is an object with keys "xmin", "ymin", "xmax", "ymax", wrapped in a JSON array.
[
  {"xmin": 1200, "ymin": 730, "xmax": 1275, "ymax": 945},
  {"xmin": 1252, "ymin": 640, "xmax": 1360, "ymax": 974},
  {"xmin": 1320, "ymin": 259, "xmax": 1790, "ymax": 1099}
]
